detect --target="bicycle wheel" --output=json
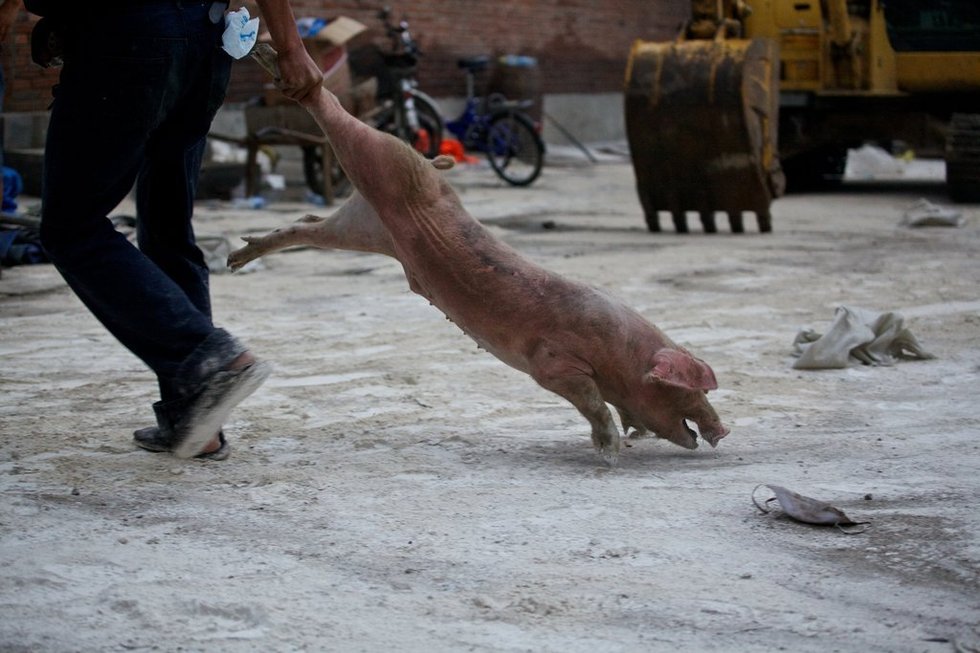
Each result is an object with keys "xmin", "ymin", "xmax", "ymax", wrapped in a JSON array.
[
  {"xmin": 413, "ymin": 95, "xmax": 445, "ymax": 159},
  {"xmin": 377, "ymin": 98, "xmax": 444, "ymax": 159},
  {"xmin": 484, "ymin": 111, "xmax": 544, "ymax": 186},
  {"xmin": 302, "ymin": 146, "xmax": 352, "ymax": 200}
]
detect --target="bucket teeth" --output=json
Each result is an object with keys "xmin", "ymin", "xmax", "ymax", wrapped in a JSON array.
[{"xmin": 625, "ymin": 37, "xmax": 782, "ymax": 233}]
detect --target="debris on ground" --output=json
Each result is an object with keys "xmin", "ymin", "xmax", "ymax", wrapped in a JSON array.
[
  {"xmin": 753, "ymin": 484, "xmax": 870, "ymax": 533},
  {"xmin": 902, "ymin": 198, "xmax": 965, "ymax": 227},
  {"xmin": 791, "ymin": 305, "xmax": 934, "ymax": 369}
]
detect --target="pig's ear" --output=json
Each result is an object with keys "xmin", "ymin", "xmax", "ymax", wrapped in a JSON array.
[{"xmin": 645, "ymin": 349, "xmax": 718, "ymax": 391}]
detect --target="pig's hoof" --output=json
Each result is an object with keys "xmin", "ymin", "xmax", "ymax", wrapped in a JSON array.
[
  {"xmin": 227, "ymin": 241, "xmax": 258, "ymax": 271},
  {"xmin": 702, "ymin": 427, "xmax": 730, "ymax": 448},
  {"xmin": 226, "ymin": 253, "xmax": 246, "ymax": 271},
  {"xmin": 596, "ymin": 447, "xmax": 619, "ymax": 467}
]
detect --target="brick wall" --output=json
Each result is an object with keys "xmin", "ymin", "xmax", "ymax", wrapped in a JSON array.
[
  {"xmin": 2, "ymin": 12, "xmax": 58, "ymax": 112},
  {"xmin": 1, "ymin": 1, "xmax": 687, "ymax": 113}
]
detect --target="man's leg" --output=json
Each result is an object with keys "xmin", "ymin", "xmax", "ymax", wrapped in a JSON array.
[{"xmin": 40, "ymin": 3, "xmax": 265, "ymax": 457}]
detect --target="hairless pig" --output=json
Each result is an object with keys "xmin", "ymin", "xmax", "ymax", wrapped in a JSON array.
[{"xmin": 228, "ymin": 85, "xmax": 729, "ymax": 463}]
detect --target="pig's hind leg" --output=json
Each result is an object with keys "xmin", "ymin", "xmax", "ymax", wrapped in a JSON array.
[
  {"xmin": 228, "ymin": 193, "xmax": 396, "ymax": 271},
  {"xmin": 227, "ymin": 155, "xmax": 454, "ymax": 271},
  {"xmin": 227, "ymin": 216, "xmax": 325, "ymax": 270}
]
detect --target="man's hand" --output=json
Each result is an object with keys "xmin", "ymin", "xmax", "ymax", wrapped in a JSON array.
[
  {"xmin": 253, "ymin": 0, "xmax": 324, "ymax": 104},
  {"xmin": 273, "ymin": 43, "xmax": 323, "ymax": 104}
]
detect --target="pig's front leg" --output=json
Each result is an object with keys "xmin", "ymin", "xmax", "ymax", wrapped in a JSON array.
[
  {"xmin": 530, "ymin": 351, "xmax": 621, "ymax": 463},
  {"xmin": 543, "ymin": 374, "xmax": 621, "ymax": 464},
  {"xmin": 616, "ymin": 406, "xmax": 650, "ymax": 439}
]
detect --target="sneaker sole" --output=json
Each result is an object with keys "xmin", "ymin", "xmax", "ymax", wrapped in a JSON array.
[
  {"xmin": 172, "ymin": 360, "xmax": 271, "ymax": 459},
  {"xmin": 134, "ymin": 426, "xmax": 232, "ymax": 460}
]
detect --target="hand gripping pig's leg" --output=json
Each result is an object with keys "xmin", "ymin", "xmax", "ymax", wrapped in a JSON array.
[{"xmin": 250, "ymin": 41, "xmax": 444, "ymax": 214}]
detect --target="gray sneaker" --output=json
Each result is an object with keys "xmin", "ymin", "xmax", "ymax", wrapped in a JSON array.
[
  {"xmin": 133, "ymin": 426, "xmax": 231, "ymax": 461},
  {"xmin": 172, "ymin": 359, "xmax": 271, "ymax": 459}
]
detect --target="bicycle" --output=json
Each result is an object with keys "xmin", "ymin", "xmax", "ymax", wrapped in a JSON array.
[
  {"xmin": 370, "ymin": 6, "xmax": 444, "ymax": 159},
  {"xmin": 302, "ymin": 7, "xmax": 443, "ymax": 198},
  {"xmin": 445, "ymin": 56, "xmax": 545, "ymax": 187}
]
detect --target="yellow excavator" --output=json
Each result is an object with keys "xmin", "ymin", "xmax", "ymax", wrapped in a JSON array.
[{"xmin": 625, "ymin": 0, "xmax": 980, "ymax": 233}]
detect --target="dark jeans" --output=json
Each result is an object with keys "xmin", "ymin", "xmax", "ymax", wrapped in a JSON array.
[{"xmin": 39, "ymin": 1, "xmax": 242, "ymax": 404}]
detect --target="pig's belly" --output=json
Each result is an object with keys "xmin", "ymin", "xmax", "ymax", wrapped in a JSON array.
[{"xmin": 405, "ymin": 261, "xmax": 559, "ymax": 374}]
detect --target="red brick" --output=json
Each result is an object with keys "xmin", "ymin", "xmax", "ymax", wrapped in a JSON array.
[{"xmin": 3, "ymin": 1, "xmax": 685, "ymax": 112}]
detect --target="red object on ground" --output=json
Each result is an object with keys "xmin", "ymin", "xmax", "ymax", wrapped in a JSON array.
[
  {"xmin": 439, "ymin": 138, "xmax": 480, "ymax": 164},
  {"xmin": 414, "ymin": 128, "xmax": 430, "ymax": 154}
]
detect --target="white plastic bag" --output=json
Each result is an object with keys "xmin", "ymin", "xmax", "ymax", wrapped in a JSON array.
[{"xmin": 221, "ymin": 8, "xmax": 260, "ymax": 60}]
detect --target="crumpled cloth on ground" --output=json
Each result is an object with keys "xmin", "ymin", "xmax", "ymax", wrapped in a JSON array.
[
  {"xmin": 902, "ymin": 198, "xmax": 964, "ymax": 227},
  {"xmin": 791, "ymin": 305, "xmax": 935, "ymax": 369}
]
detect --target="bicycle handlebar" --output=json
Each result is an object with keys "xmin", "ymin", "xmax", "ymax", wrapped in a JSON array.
[{"xmin": 377, "ymin": 5, "xmax": 420, "ymax": 57}]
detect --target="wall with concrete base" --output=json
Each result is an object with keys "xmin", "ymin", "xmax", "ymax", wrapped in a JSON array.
[
  {"xmin": 211, "ymin": 90, "xmax": 628, "ymax": 148},
  {"xmin": 405, "ymin": 92, "xmax": 627, "ymax": 147}
]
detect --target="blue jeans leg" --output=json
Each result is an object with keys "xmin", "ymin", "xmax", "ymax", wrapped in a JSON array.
[{"xmin": 39, "ymin": 2, "xmax": 240, "ymax": 402}]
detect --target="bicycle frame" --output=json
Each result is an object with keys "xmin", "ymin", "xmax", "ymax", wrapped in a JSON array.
[
  {"xmin": 445, "ymin": 97, "xmax": 486, "ymax": 150},
  {"xmin": 395, "ymin": 84, "xmax": 442, "ymax": 136},
  {"xmin": 446, "ymin": 97, "xmax": 531, "ymax": 153},
  {"xmin": 444, "ymin": 58, "xmax": 545, "ymax": 186},
  {"xmin": 370, "ymin": 8, "xmax": 444, "ymax": 158}
]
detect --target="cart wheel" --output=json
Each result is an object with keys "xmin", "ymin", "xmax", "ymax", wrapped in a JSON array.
[{"xmin": 302, "ymin": 146, "xmax": 352, "ymax": 199}]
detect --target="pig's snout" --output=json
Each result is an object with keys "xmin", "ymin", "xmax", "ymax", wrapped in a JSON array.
[
  {"xmin": 680, "ymin": 415, "xmax": 730, "ymax": 449},
  {"xmin": 688, "ymin": 398, "xmax": 729, "ymax": 449},
  {"xmin": 701, "ymin": 423, "xmax": 730, "ymax": 448}
]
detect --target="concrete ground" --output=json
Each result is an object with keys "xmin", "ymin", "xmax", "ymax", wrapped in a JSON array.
[{"xmin": 1, "ymin": 149, "xmax": 978, "ymax": 652}]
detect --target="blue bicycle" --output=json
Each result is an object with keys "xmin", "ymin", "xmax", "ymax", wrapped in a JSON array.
[{"xmin": 446, "ymin": 56, "xmax": 545, "ymax": 187}]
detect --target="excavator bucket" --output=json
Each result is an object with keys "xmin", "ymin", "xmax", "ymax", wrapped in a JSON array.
[{"xmin": 625, "ymin": 37, "xmax": 783, "ymax": 233}]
